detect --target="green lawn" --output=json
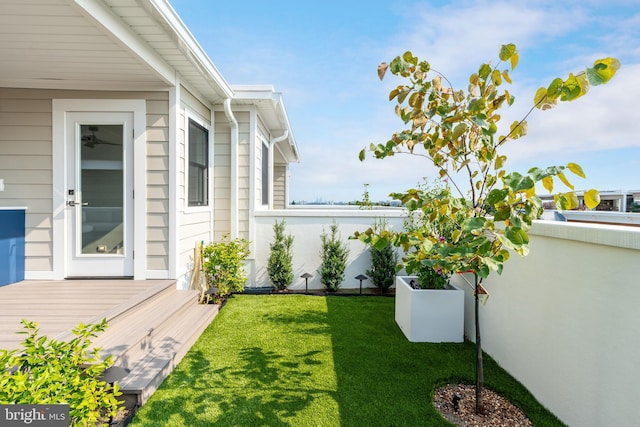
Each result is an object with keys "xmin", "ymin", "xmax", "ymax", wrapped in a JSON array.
[{"xmin": 130, "ymin": 294, "xmax": 562, "ymax": 426}]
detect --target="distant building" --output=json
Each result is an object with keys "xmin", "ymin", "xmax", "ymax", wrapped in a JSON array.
[{"xmin": 540, "ymin": 190, "xmax": 640, "ymax": 213}]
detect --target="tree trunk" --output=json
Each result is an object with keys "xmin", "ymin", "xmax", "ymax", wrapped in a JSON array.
[{"xmin": 475, "ymin": 273, "xmax": 484, "ymax": 414}]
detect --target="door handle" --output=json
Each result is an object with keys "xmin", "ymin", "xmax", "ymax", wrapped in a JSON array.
[{"xmin": 67, "ymin": 201, "xmax": 89, "ymax": 207}]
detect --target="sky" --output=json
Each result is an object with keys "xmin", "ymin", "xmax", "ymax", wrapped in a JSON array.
[{"xmin": 169, "ymin": 0, "xmax": 640, "ymax": 204}]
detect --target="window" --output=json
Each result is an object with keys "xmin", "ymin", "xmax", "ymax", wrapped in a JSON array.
[
  {"xmin": 188, "ymin": 118, "xmax": 209, "ymax": 207},
  {"xmin": 262, "ymin": 142, "xmax": 269, "ymax": 206}
]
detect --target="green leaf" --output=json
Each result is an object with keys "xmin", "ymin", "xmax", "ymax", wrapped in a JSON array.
[
  {"xmin": 527, "ymin": 166, "xmax": 546, "ymax": 182},
  {"xmin": 587, "ymin": 57, "xmax": 620, "ymax": 85},
  {"xmin": 509, "ymin": 120, "xmax": 527, "ymax": 139},
  {"xmin": 534, "ymin": 87, "xmax": 547, "ymax": 109},
  {"xmin": 546, "ymin": 78, "xmax": 563, "ymax": 99},
  {"xmin": 542, "ymin": 176, "xmax": 553, "ymax": 193},
  {"xmin": 504, "ymin": 226, "xmax": 529, "ymax": 248},
  {"xmin": 478, "ymin": 63, "xmax": 492, "ymax": 80},
  {"xmin": 486, "ymin": 188, "xmax": 509, "ymax": 205},
  {"xmin": 358, "ymin": 148, "xmax": 365, "ymax": 161},
  {"xmin": 463, "ymin": 217, "xmax": 486, "ymax": 232},
  {"xmin": 491, "ymin": 69, "xmax": 502, "ymax": 86},
  {"xmin": 493, "ymin": 203, "xmax": 511, "ymax": 221},
  {"xmin": 504, "ymin": 172, "xmax": 534, "ymax": 192},
  {"xmin": 584, "ymin": 189, "xmax": 601, "ymax": 210},
  {"xmin": 499, "ymin": 43, "xmax": 517, "ymax": 61},
  {"xmin": 554, "ymin": 192, "xmax": 579, "ymax": 211},
  {"xmin": 452, "ymin": 123, "xmax": 468, "ymax": 140},
  {"xmin": 560, "ymin": 73, "xmax": 584, "ymax": 101}
]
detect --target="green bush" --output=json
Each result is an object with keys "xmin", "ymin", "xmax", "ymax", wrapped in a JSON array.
[
  {"xmin": 202, "ymin": 234, "xmax": 250, "ymax": 301},
  {"xmin": 0, "ymin": 319, "xmax": 122, "ymax": 426},
  {"xmin": 267, "ymin": 219, "xmax": 294, "ymax": 291},
  {"xmin": 366, "ymin": 219, "xmax": 397, "ymax": 292},
  {"xmin": 319, "ymin": 222, "xmax": 349, "ymax": 292},
  {"xmin": 416, "ymin": 263, "xmax": 449, "ymax": 289}
]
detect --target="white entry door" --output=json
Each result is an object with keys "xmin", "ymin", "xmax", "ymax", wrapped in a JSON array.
[{"xmin": 66, "ymin": 112, "xmax": 134, "ymax": 277}]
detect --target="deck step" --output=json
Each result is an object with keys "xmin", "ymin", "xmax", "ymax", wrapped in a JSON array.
[
  {"xmin": 86, "ymin": 284, "xmax": 219, "ymax": 407},
  {"xmin": 116, "ymin": 302, "xmax": 218, "ymax": 405}
]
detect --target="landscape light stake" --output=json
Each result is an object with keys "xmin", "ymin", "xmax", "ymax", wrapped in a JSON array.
[
  {"xmin": 301, "ymin": 272, "xmax": 312, "ymax": 295},
  {"xmin": 355, "ymin": 274, "xmax": 368, "ymax": 294}
]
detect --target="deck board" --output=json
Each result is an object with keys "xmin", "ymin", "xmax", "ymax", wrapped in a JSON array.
[{"xmin": 0, "ymin": 279, "xmax": 175, "ymax": 351}]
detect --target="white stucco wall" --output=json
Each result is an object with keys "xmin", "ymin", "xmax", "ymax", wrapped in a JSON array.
[
  {"xmin": 455, "ymin": 220, "xmax": 640, "ymax": 427},
  {"xmin": 250, "ymin": 208, "xmax": 405, "ymax": 290}
]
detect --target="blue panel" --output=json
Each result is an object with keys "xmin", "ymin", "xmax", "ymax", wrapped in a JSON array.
[{"xmin": 0, "ymin": 209, "xmax": 25, "ymax": 286}]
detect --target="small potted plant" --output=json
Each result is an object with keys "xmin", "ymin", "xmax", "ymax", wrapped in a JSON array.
[{"xmin": 392, "ymin": 179, "xmax": 465, "ymax": 342}]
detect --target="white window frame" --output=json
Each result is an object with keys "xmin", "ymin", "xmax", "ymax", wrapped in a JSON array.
[{"xmin": 184, "ymin": 111, "xmax": 212, "ymax": 212}]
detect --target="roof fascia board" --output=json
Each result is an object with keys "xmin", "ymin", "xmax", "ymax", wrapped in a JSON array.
[
  {"xmin": 231, "ymin": 85, "xmax": 299, "ymax": 162},
  {"xmin": 70, "ymin": 0, "xmax": 175, "ymax": 85},
  {"xmin": 148, "ymin": 0, "xmax": 234, "ymax": 99}
]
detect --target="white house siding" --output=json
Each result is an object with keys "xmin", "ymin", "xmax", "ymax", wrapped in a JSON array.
[
  {"xmin": 213, "ymin": 111, "xmax": 231, "ymax": 240},
  {"xmin": 0, "ymin": 88, "xmax": 170, "ymax": 277},
  {"xmin": 255, "ymin": 119, "xmax": 268, "ymax": 210},
  {"xmin": 177, "ymin": 88, "xmax": 214, "ymax": 278},
  {"xmin": 0, "ymin": 88, "xmax": 53, "ymax": 272},
  {"xmin": 237, "ymin": 112, "xmax": 251, "ymax": 239},
  {"xmin": 145, "ymin": 93, "xmax": 170, "ymax": 272},
  {"xmin": 274, "ymin": 164, "xmax": 286, "ymax": 209}
]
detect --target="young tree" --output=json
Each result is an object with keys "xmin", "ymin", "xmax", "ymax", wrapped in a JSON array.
[
  {"xmin": 267, "ymin": 219, "xmax": 294, "ymax": 291},
  {"xmin": 319, "ymin": 222, "xmax": 350, "ymax": 292},
  {"xmin": 358, "ymin": 44, "xmax": 619, "ymax": 413}
]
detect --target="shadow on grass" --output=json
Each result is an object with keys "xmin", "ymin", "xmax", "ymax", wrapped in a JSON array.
[
  {"xmin": 324, "ymin": 296, "xmax": 564, "ymax": 426},
  {"xmin": 130, "ymin": 296, "xmax": 336, "ymax": 426},
  {"xmin": 131, "ymin": 295, "xmax": 563, "ymax": 426}
]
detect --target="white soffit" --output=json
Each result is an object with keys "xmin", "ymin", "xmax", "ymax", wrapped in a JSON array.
[{"xmin": 0, "ymin": 0, "xmax": 232, "ymax": 103}]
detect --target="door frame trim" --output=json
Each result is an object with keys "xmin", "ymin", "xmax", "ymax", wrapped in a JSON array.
[{"xmin": 52, "ymin": 99, "xmax": 146, "ymax": 280}]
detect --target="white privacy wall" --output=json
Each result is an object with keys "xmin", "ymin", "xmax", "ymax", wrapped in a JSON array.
[
  {"xmin": 252, "ymin": 210, "xmax": 640, "ymax": 426},
  {"xmin": 454, "ymin": 220, "xmax": 640, "ymax": 427},
  {"xmin": 250, "ymin": 208, "xmax": 405, "ymax": 290}
]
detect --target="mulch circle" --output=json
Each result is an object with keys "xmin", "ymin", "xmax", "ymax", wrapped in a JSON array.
[{"xmin": 433, "ymin": 384, "xmax": 532, "ymax": 426}]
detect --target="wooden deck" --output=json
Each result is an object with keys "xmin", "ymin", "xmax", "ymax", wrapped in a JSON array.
[
  {"xmin": 0, "ymin": 279, "xmax": 220, "ymax": 407},
  {"xmin": 0, "ymin": 280, "xmax": 169, "ymax": 350}
]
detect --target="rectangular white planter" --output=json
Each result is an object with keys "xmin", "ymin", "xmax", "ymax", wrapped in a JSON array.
[{"xmin": 395, "ymin": 276, "xmax": 464, "ymax": 343}]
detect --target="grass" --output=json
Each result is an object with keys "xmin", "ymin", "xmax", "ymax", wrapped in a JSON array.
[{"xmin": 130, "ymin": 294, "xmax": 563, "ymax": 426}]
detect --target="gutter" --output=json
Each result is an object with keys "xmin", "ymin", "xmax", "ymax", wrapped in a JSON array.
[
  {"xmin": 223, "ymin": 98, "xmax": 239, "ymax": 238},
  {"xmin": 269, "ymin": 130, "xmax": 289, "ymax": 209}
]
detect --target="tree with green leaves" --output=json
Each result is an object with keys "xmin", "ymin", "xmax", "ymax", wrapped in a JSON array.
[
  {"xmin": 319, "ymin": 222, "xmax": 350, "ymax": 292},
  {"xmin": 357, "ymin": 44, "xmax": 619, "ymax": 413},
  {"xmin": 267, "ymin": 219, "xmax": 294, "ymax": 291},
  {"xmin": 365, "ymin": 218, "xmax": 397, "ymax": 292}
]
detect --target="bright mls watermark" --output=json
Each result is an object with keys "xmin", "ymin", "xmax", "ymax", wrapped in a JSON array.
[{"xmin": 0, "ymin": 405, "xmax": 69, "ymax": 426}]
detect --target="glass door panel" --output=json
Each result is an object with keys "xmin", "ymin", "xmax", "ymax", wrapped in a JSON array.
[{"xmin": 79, "ymin": 124, "xmax": 124, "ymax": 255}]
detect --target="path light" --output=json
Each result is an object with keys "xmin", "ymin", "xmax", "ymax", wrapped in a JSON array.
[
  {"xmin": 301, "ymin": 272, "xmax": 312, "ymax": 295},
  {"xmin": 355, "ymin": 274, "xmax": 368, "ymax": 295},
  {"xmin": 452, "ymin": 393, "xmax": 461, "ymax": 412}
]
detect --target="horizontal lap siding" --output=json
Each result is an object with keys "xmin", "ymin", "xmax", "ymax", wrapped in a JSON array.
[
  {"xmin": 146, "ymin": 95, "xmax": 170, "ymax": 271},
  {"xmin": 213, "ymin": 112, "xmax": 231, "ymax": 240},
  {"xmin": 274, "ymin": 164, "xmax": 286, "ymax": 209},
  {"xmin": 0, "ymin": 88, "xmax": 53, "ymax": 271},
  {"xmin": 0, "ymin": 88, "xmax": 170, "ymax": 276},
  {"xmin": 237, "ymin": 113, "xmax": 251, "ymax": 238}
]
